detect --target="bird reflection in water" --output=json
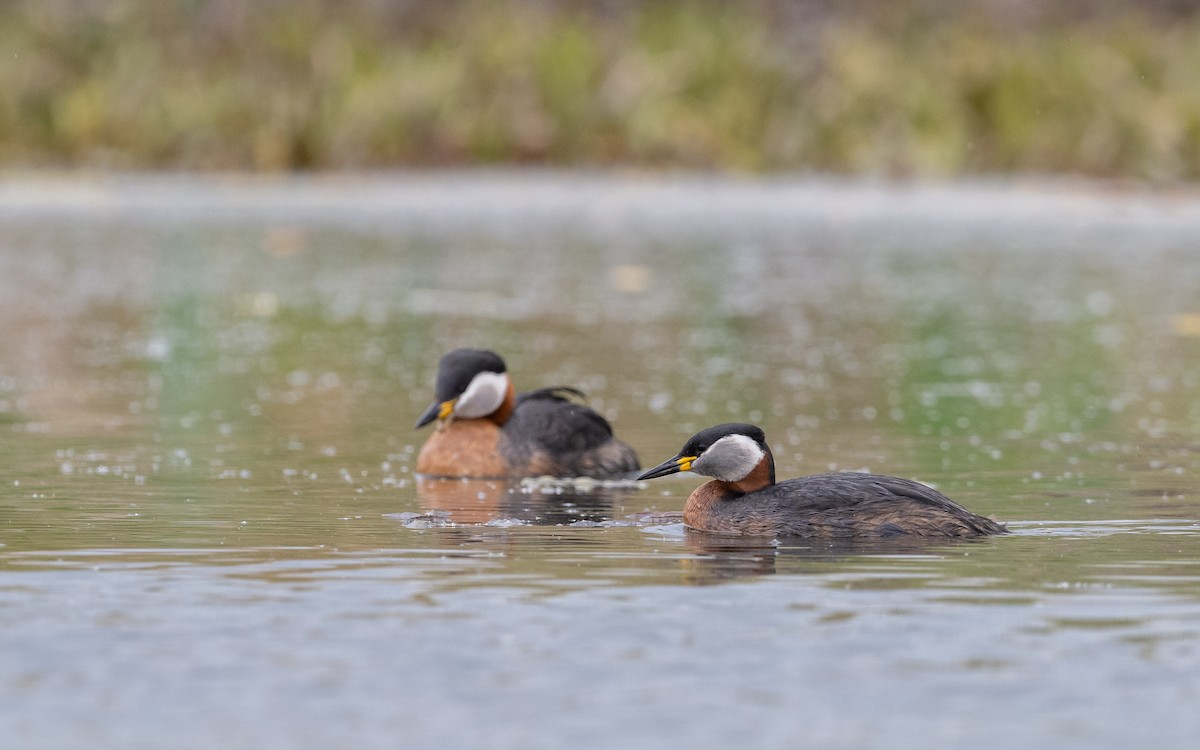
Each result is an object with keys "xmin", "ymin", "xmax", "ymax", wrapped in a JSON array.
[
  {"xmin": 673, "ymin": 530, "xmax": 999, "ymax": 585},
  {"xmin": 413, "ymin": 474, "xmax": 640, "ymax": 526}
]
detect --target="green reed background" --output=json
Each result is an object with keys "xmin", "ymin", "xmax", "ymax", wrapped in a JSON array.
[{"xmin": 3, "ymin": 0, "xmax": 1200, "ymax": 178}]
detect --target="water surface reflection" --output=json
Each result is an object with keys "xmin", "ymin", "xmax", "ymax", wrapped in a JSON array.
[{"xmin": 3, "ymin": 175, "xmax": 1200, "ymax": 748}]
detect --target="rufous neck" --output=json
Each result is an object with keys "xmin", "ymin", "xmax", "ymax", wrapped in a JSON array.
[
  {"xmin": 488, "ymin": 380, "xmax": 517, "ymax": 425},
  {"xmin": 724, "ymin": 453, "xmax": 774, "ymax": 495}
]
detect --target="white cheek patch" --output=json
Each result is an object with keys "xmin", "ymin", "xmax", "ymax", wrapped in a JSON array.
[
  {"xmin": 452, "ymin": 371, "xmax": 509, "ymax": 419},
  {"xmin": 692, "ymin": 434, "xmax": 765, "ymax": 482}
]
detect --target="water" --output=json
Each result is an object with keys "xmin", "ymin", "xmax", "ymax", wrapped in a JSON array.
[{"xmin": 2, "ymin": 173, "xmax": 1200, "ymax": 749}]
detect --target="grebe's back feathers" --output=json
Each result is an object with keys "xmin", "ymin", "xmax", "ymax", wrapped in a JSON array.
[
  {"xmin": 743, "ymin": 472, "xmax": 1005, "ymax": 537},
  {"xmin": 509, "ymin": 386, "xmax": 616, "ymax": 452},
  {"xmin": 503, "ymin": 386, "xmax": 638, "ymax": 476}
]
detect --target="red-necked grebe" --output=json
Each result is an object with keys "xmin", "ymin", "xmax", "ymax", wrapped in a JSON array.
[
  {"xmin": 415, "ymin": 348, "xmax": 639, "ymax": 478},
  {"xmin": 638, "ymin": 423, "xmax": 1005, "ymax": 537}
]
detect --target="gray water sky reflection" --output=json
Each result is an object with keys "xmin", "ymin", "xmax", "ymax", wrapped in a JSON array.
[{"xmin": 2, "ymin": 537, "xmax": 1199, "ymax": 749}]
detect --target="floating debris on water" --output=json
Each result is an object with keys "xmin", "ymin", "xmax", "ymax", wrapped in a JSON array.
[
  {"xmin": 641, "ymin": 523, "xmax": 688, "ymax": 538},
  {"xmin": 482, "ymin": 518, "xmax": 532, "ymax": 528},
  {"xmin": 626, "ymin": 510, "xmax": 685, "ymax": 525},
  {"xmin": 567, "ymin": 519, "xmax": 643, "ymax": 528},
  {"xmin": 517, "ymin": 475, "xmax": 641, "ymax": 494},
  {"xmin": 384, "ymin": 510, "xmax": 457, "ymax": 529}
]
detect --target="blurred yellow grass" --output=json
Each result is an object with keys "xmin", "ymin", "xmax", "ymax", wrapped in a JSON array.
[{"xmin": 1171, "ymin": 313, "xmax": 1200, "ymax": 337}]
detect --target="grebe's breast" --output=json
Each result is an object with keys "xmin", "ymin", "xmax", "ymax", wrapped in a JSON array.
[{"xmin": 415, "ymin": 419, "xmax": 508, "ymax": 478}]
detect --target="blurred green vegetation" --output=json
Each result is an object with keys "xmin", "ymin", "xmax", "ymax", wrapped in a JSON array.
[{"xmin": 3, "ymin": 0, "xmax": 1200, "ymax": 177}]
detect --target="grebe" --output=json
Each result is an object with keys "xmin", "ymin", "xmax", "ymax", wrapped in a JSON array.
[
  {"xmin": 638, "ymin": 423, "xmax": 1005, "ymax": 538},
  {"xmin": 414, "ymin": 348, "xmax": 639, "ymax": 478}
]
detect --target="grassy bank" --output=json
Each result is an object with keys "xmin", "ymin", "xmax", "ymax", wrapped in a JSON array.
[{"xmin": 3, "ymin": 1, "xmax": 1200, "ymax": 178}]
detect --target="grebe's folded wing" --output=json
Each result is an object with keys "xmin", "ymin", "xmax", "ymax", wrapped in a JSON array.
[{"xmin": 509, "ymin": 386, "xmax": 616, "ymax": 451}]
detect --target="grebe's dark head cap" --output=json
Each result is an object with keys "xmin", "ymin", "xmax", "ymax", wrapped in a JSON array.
[
  {"xmin": 434, "ymin": 348, "xmax": 507, "ymax": 402},
  {"xmin": 680, "ymin": 423, "xmax": 766, "ymax": 456}
]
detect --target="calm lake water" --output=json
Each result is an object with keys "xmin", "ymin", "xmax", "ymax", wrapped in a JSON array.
[{"xmin": 2, "ymin": 173, "xmax": 1200, "ymax": 749}]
